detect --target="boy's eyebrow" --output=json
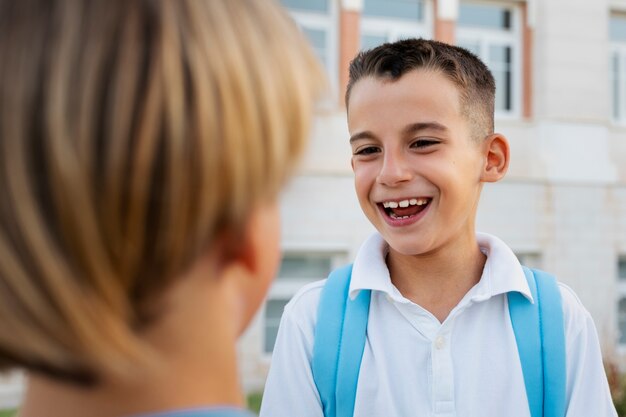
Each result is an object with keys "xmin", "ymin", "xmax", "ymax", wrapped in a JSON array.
[
  {"xmin": 402, "ymin": 122, "xmax": 448, "ymax": 135},
  {"xmin": 349, "ymin": 122, "xmax": 448, "ymax": 144},
  {"xmin": 349, "ymin": 131, "xmax": 376, "ymax": 144}
]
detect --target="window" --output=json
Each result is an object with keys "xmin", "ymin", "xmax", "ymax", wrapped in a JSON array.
[
  {"xmin": 360, "ymin": 0, "xmax": 430, "ymax": 51},
  {"xmin": 457, "ymin": 1, "xmax": 520, "ymax": 117},
  {"xmin": 281, "ymin": 0, "xmax": 327, "ymax": 12},
  {"xmin": 617, "ymin": 256, "xmax": 626, "ymax": 346},
  {"xmin": 515, "ymin": 252, "xmax": 542, "ymax": 270},
  {"xmin": 264, "ymin": 299, "xmax": 289, "ymax": 353},
  {"xmin": 263, "ymin": 252, "xmax": 347, "ymax": 353},
  {"xmin": 280, "ymin": 0, "xmax": 337, "ymax": 87},
  {"xmin": 0, "ymin": 371, "xmax": 24, "ymax": 409},
  {"xmin": 611, "ymin": 15, "xmax": 626, "ymax": 123}
]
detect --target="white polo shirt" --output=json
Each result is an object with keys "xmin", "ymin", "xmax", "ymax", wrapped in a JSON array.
[{"xmin": 260, "ymin": 232, "xmax": 617, "ymax": 417}]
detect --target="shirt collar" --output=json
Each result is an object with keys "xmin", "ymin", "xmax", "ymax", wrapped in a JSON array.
[{"xmin": 349, "ymin": 232, "xmax": 533, "ymax": 303}]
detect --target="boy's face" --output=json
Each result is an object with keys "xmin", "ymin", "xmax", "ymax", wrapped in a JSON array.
[{"xmin": 348, "ymin": 69, "xmax": 486, "ymax": 257}]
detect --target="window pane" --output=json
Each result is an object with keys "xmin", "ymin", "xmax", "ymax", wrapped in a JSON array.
[
  {"xmin": 363, "ymin": 0, "xmax": 423, "ymax": 21},
  {"xmin": 611, "ymin": 17, "xmax": 626, "ymax": 42},
  {"xmin": 619, "ymin": 257, "xmax": 626, "ymax": 281},
  {"xmin": 361, "ymin": 34, "xmax": 389, "ymax": 50},
  {"xmin": 302, "ymin": 27, "xmax": 328, "ymax": 68},
  {"xmin": 459, "ymin": 3, "xmax": 511, "ymax": 30},
  {"xmin": 458, "ymin": 40, "xmax": 480, "ymax": 56},
  {"xmin": 489, "ymin": 45, "xmax": 512, "ymax": 111},
  {"xmin": 619, "ymin": 298, "xmax": 626, "ymax": 345},
  {"xmin": 303, "ymin": 27, "xmax": 326, "ymax": 48},
  {"xmin": 623, "ymin": 55, "xmax": 626, "ymax": 121},
  {"xmin": 493, "ymin": 70, "xmax": 512, "ymax": 111},
  {"xmin": 280, "ymin": 0, "xmax": 328, "ymax": 13},
  {"xmin": 614, "ymin": 53, "xmax": 621, "ymax": 120},
  {"xmin": 264, "ymin": 299, "xmax": 289, "ymax": 353},
  {"xmin": 489, "ymin": 44, "xmax": 510, "ymax": 64},
  {"xmin": 278, "ymin": 254, "xmax": 333, "ymax": 279},
  {"xmin": 515, "ymin": 253, "xmax": 542, "ymax": 270}
]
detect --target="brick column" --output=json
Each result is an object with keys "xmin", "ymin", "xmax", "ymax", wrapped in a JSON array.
[
  {"xmin": 434, "ymin": 0, "xmax": 458, "ymax": 44},
  {"xmin": 339, "ymin": 0, "xmax": 362, "ymax": 107}
]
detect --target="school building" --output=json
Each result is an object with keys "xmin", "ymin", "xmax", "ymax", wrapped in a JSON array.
[
  {"xmin": 236, "ymin": 0, "xmax": 626, "ymax": 393},
  {"xmin": 1, "ymin": 0, "xmax": 626, "ymax": 409}
]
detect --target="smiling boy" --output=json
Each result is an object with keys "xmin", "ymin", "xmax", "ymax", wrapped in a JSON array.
[{"xmin": 260, "ymin": 39, "xmax": 616, "ymax": 417}]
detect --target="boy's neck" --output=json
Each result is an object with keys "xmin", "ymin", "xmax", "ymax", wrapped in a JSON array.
[
  {"xmin": 387, "ymin": 232, "xmax": 486, "ymax": 323},
  {"xmin": 20, "ymin": 347, "xmax": 242, "ymax": 417}
]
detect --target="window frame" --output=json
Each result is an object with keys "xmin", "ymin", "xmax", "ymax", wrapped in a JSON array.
[
  {"xmin": 456, "ymin": 0, "xmax": 522, "ymax": 120},
  {"xmin": 609, "ymin": 12, "xmax": 626, "ymax": 126},
  {"xmin": 283, "ymin": 1, "xmax": 339, "ymax": 93},
  {"xmin": 617, "ymin": 255, "xmax": 626, "ymax": 351},
  {"xmin": 359, "ymin": 0, "xmax": 433, "ymax": 51}
]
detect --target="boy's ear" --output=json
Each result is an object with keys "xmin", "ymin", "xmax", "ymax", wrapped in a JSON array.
[
  {"xmin": 225, "ymin": 203, "xmax": 280, "ymax": 278},
  {"xmin": 215, "ymin": 202, "xmax": 281, "ymax": 333},
  {"xmin": 480, "ymin": 133, "xmax": 510, "ymax": 183}
]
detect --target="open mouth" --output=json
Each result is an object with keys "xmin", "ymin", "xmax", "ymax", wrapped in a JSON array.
[{"xmin": 379, "ymin": 197, "xmax": 431, "ymax": 220}]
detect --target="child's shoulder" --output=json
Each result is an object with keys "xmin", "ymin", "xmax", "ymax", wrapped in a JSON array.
[
  {"xmin": 279, "ymin": 279, "xmax": 326, "ymax": 336},
  {"xmin": 284, "ymin": 280, "xmax": 325, "ymax": 317}
]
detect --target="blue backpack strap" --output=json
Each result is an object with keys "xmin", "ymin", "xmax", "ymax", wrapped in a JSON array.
[
  {"xmin": 336, "ymin": 279, "xmax": 371, "ymax": 416},
  {"xmin": 508, "ymin": 268, "xmax": 543, "ymax": 417},
  {"xmin": 508, "ymin": 266, "xmax": 566, "ymax": 417},
  {"xmin": 312, "ymin": 264, "xmax": 352, "ymax": 417},
  {"xmin": 532, "ymin": 268, "xmax": 567, "ymax": 417},
  {"xmin": 314, "ymin": 264, "xmax": 565, "ymax": 417},
  {"xmin": 312, "ymin": 264, "xmax": 371, "ymax": 417}
]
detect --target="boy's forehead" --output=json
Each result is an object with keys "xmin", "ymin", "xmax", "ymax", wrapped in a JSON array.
[{"xmin": 347, "ymin": 70, "xmax": 464, "ymax": 129}]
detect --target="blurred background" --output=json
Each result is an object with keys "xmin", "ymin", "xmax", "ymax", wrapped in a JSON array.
[{"xmin": 2, "ymin": 0, "xmax": 626, "ymax": 414}]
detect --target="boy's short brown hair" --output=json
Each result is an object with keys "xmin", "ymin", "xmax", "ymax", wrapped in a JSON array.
[
  {"xmin": 346, "ymin": 38, "xmax": 495, "ymax": 140},
  {"xmin": 0, "ymin": 0, "xmax": 324, "ymax": 384}
]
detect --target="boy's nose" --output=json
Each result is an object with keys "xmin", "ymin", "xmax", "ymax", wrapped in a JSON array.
[{"xmin": 376, "ymin": 151, "xmax": 412, "ymax": 186}]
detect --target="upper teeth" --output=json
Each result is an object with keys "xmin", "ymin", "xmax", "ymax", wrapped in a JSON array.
[{"xmin": 383, "ymin": 198, "xmax": 429, "ymax": 208}]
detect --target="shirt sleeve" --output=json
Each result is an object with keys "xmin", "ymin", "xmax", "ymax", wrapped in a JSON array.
[
  {"xmin": 259, "ymin": 284, "xmax": 325, "ymax": 417},
  {"xmin": 560, "ymin": 285, "xmax": 618, "ymax": 417}
]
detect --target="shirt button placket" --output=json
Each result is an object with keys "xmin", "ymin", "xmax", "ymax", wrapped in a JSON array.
[
  {"xmin": 432, "ymin": 330, "xmax": 455, "ymax": 417},
  {"xmin": 435, "ymin": 335, "xmax": 445, "ymax": 350}
]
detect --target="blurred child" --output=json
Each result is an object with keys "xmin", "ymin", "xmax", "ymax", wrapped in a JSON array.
[
  {"xmin": 0, "ymin": 1, "xmax": 323, "ymax": 416},
  {"xmin": 261, "ymin": 39, "xmax": 616, "ymax": 417}
]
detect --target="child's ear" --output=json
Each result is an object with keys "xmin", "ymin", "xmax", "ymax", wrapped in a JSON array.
[
  {"xmin": 480, "ymin": 133, "xmax": 510, "ymax": 183},
  {"xmin": 226, "ymin": 202, "xmax": 280, "ymax": 279},
  {"xmin": 220, "ymin": 202, "xmax": 281, "ymax": 333}
]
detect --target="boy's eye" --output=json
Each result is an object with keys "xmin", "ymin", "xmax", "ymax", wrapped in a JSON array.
[
  {"xmin": 410, "ymin": 139, "xmax": 439, "ymax": 149},
  {"xmin": 354, "ymin": 146, "xmax": 380, "ymax": 156}
]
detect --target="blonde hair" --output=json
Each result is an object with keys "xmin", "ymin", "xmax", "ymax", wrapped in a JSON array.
[{"xmin": 0, "ymin": 0, "xmax": 324, "ymax": 383}]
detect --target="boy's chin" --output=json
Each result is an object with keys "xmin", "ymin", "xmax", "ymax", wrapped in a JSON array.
[{"xmin": 383, "ymin": 235, "xmax": 437, "ymax": 258}]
